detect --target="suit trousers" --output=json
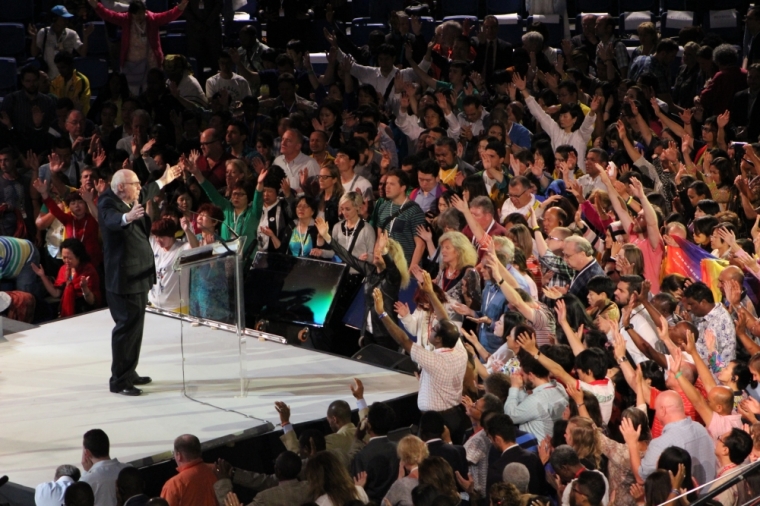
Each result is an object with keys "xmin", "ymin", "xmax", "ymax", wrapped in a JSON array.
[{"xmin": 107, "ymin": 290, "xmax": 148, "ymax": 390}]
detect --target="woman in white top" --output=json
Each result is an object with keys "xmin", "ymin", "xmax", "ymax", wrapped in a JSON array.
[
  {"xmin": 148, "ymin": 217, "xmax": 190, "ymax": 313},
  {"xmin": 395, "ymin": 283, "xmax": 447, "ymax": 351},
  {"xmin": 395, "ymin": 93, "xmax": 461, "ymax": 150},
  {"xmin": 513, "ymin": 72, "xmax": 601, "ymax": 173},
  {"xmin": 305, "ymin": 451, "xmax": 369, "ymax": 506},
  {"xmin": 315, "ymin": 192, "xmax": 375, "ymax": 276}
]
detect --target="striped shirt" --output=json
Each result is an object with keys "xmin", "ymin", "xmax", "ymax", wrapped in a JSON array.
[
  {"xmin": 375, "ymin": 199, "xmax": 426, "ymax": 264},
  {"xmin": 0, "ymin": 237, "xmax": 34, "ymax": 279}
]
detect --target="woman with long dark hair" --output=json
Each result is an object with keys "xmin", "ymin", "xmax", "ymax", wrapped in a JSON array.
[{"xmin": 305, "ymin": 451, "xmax": 368, "ymax": 505}]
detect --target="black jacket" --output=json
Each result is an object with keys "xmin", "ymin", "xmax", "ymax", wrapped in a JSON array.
[
  {"xmin": 732, "ymin": 88, "xmax": 760, "ymax": 142},
  {"xmin": 486, "ymin": 445, "xmax": 547, "ymax": 499},
  {"xmin": 98, "ymin": 183, "xmax": 161, "ymax": 294},
  {"xmin": 426, "ymin": 440, "xmax": 469, "ymax": 484},
  {"xmin": 351, "ymin": 436, "xmax": 399, "ymax": 505},
  {"xmin": 472, "ymin": 38, "xmax": 514, "ymax": 79}
]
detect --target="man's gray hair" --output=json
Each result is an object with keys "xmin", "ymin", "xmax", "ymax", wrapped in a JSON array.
[
  {"xmin": 55, "ymin": 464, "xmax": 81, "ymax": 481},
  {"xmin": 493, "ymin": 236, "xmax": 515, "ymax": 264},
  {"xmin": 502, "ymin": 463, "xmax": 530, "ymax": 493},
  {"xmin": 469, "ymin": 196, "xmax": 495, "ymax": 217},
  {"xmin": 565, "ymin": 235, "xmax": 593, "ymax": 257},
  {"xmin": 111, "ymin": 169, "xmax": 135, "ymax": 193},
  {"xmin": 522, "ymin": 31, "xmax": 544, "ymax": 51},
  {"xmin": 713, "ymin": 44, "xmax": 739, "ymax": 67},
  {"xmin": 437, "ymin": 208, "xmax": 463, "ymax": 232},
  {"xmin": 132, "ymin": 109, "xmax": 152, "ymax": 128}
]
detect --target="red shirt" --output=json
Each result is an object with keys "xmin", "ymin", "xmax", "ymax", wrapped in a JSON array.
[
  {"xmin": 463, "ymin": 220, "xmax": 508, "ymax": 260},
  {"xmin": 160, "ymin": 459, "xmax": 218, "ymax": 506},
  {"xmin": 650, "ymin": 380, "xmax": 707, "ymax": 438},
  {"xmin": 43, "ymin": 197, "xmax": 102, "ymax": 268},
  {"xmin": 196, "ymin": 152, "xmax": 234, "ymax": 189}
]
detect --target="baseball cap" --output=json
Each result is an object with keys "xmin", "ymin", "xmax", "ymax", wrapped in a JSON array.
[{"xmin": 51, "ymin": 5, "xmax": 75, "ymax": 18}]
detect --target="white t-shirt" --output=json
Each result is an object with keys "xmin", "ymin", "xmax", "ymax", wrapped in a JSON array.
[
  {"xmin": 341, "ymin": 174, "xmax": 373, "ymax": 201},
  {"xmin": 204, "ymin": 73, "xmax": 252, "ymax": 102},
  {"xmin": 36, "ymin": 27, "xmax": 83, "ymax": 79},
  {"xmin": 170, "ymin": 74, "xmax": 208, "ymax": 107},
  {"xmin": 149, "ymin": 236, "xmax": 190, "ymax": 312},
  {"xmin": 577, "ymin": 378, "xmax": 615, "ymax": 425}
]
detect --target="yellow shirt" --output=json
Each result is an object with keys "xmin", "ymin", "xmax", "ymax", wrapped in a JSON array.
[
  {"xmin": 439, "ymin": 166, "xmax": 459, "ymax": 187},
  {"xmin": 50, "ymin": 71, "xmax": 91, "ymax": 116}
]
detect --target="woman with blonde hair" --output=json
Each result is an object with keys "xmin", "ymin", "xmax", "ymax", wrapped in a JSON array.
[
  {"xmin": 222, "ymin": 159, "xmax": 252, "ymax": 199},
  {"xmin": 316, "ymin": 192, "xmax": 375, "ymax": 277},
  {"xmin": 565, "ymin": 416, "xmax": 604, "ymax": 471},
  {"xmin": 434, "ymin": 231, "xmax": 481, "ymax": 324},
  {"xmin": 506, "ymin": 224, "xmax": 541, "ymax": 292},
  {"xmin": 304, "ymin": 451, "xmax": 368, "ymax": 505},
  {"xmin": 632, "ymin": 22, "xmax": 659, "ymax": 59},
  {"xmin": 383, "ymin": 436, "xmax": 430, "ymax": 506},
  {"xmin": 315, "ymin": 217, "xmax": 409, "ymax": 349}
]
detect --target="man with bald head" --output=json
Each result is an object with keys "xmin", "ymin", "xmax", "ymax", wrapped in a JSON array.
[
  {"xmin": 161, "ymin": 434, "xmax": 217, "ymax": 506},
  {"xmin": 193, "ymin": 128, "xmax": 233, "ymax": 189},
  {"xmin": 720, "ymin": 265, "xmax": 758, "ymax": 317},
  {"xmin": 98, "ymin": 164, "xmax": 182, "ymax": 396},
  {"xmin": 671, "ymin": 346, "xmax": 743, "ymax": 445},
  {"xmin": 638, "ymin": 389, "xmax": 715, "ymax": 484}
]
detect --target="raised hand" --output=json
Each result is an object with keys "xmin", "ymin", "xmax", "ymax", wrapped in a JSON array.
[
  {"xmin": 30, "ymin": 263, "xmax": 45, "ymax": 277},
  {"xmin": 516, "ymin": 330, "xmax": 538, "ymax": 355},
  {"xmin": 416, "ymin": 224, "xmax": 432, "ymax": 242},
  {"xmin": 372, "ymin": 287, "xmax": 385, "ymax": 314},
  {"xmin": 619, "ymin": 416, "xmax": 641, "ymax": 445},
  {"xmin": 49, "ymin": 152, "xmax": 64, "ymax": 173},
  {"xmin": 350, "ymin": 377, "xmax": 364, "ymax": 399},
  {"xmin": 125, "ymin": 202, "xmax": 145, "ymax": 223},
  {"xmin": 354, "ymin": 471, "xmax": 367, "ymax": 488},
  {"xmin": 512, "ymin": 72, "xmax": 527, "ymax": 91},
  {"xmin": 32, "ymin": 178, "xmax": 50, "ymax": 199},
  {"xmin": 590, "ymin": 94, "xmax": 603, "ymax": 113},
  {"xmin": 717, "ymin": 110, "xmax": 730, "ymax": 129},
  {"xmin": 394, "ymin": 301, "xmax": 410, "ymax": 317},
  {"xmin": 314, "ymin": 216, "xmax": 330, "ymax": 241}
]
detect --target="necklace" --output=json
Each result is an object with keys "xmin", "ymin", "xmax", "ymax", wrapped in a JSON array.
[
  {"xmin": 72, "ymin": 216, "xmax": 87, "ymax": 241},
  {"xmin": 297, "ymin": 222, "xmax": 308, "ymax": 255}
]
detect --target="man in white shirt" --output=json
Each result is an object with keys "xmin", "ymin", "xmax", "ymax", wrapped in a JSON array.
[
  {"xmin": 272, "ymin": 128, "xmax": 320, "ymax": 194},
  {"xmin": 35, "ymin": 465, "xmax": 80, "ymax": 506},
  {"xmin": 615, "ymin": 275, "xmax": 660, "ymax": 364},
  {"xmin": 576, "ymin": 149, "xmax": 609, "ymax": 197},
  {"xmin": 458, "ymin": 95, "xmax": 489, "ymax": 138},
  {"xmin": 501, "ymin": 176, "xmax": 539, "ymax": 221},
  {"xmin": 30, "ymin": 5, "xmax": 90, "ymax": 79},
  {"xmin": 205, "ymin": 51, "xmax": 252, "ymax": 103},
  {"xmin": 336, "ymin": 144, "xmax": 373, "ymax": 202},
  {"xmin": 79, "ymin": 429, "xmax": 130, "ymax": 506}
]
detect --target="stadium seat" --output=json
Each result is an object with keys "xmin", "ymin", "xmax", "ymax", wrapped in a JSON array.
[
  {"xmin": 161, "ymin": 33, "xmax": 188, "ymax": 56},
  {"xmin": 165, "ymin": 20, "xmax": 187, "ymax": 33},
  {"xmin": 0, "ymin": 23, "xmax": 25, "ymax": 59},
  {"xmin": 351, "ymin": 19, "xmax": 385, "ymax": 47},
  {"xmin": 85, "ymin": 22, "xmax": 109, "ymax": 57},
  {"xmin": 495, "ymin": 14, "xmax": 522, "ymax": 47},
  {"xmin": 619, "ymin": 11, "xmax": 655, "ymax": 35},
  {"xmin": 188, "ymin": 56, "xmax": 199, "ymax": 76},
  {"xmin": 352, "ymin": 0, "xmax": 371, "ymax": 20},
  {"xmin": 235, "ymin": 0, "xmax": 258, "ymax": 17},
  {"xmin": 485, "ymin": 0, "xmax": 522, "ymax": 15},
  {"xmin": 661, "ymin": 10, "xmax": 694, "ymax": 38},
  {"xmin": 702, "ymin": 9, "xmax": 740, "ymax": 44},
  {"xmin": 0, "ymin": 57, "xmax": 17, "ymax": 96},
  {"xmin": 573, "ymin": 12, "xmax": 606, "ymax": 36},
  {"xmin": 0, "ymin": 0, "xmax": 34, "ymax": 22},
  {"xmin": 418, "ymin": 16, "xmax": 436, "ymax": 43},
  {"xmin": 74, "ymin": 57, "xmax": 109, "ymax": 92},
  {"xmin": 526, "ymin": 15, "xmax": 563, "ymax": 47},
  {"xmin": 440, "ymin": 0, "xmax": 478, "ymax": 18},
  {"xmin": 146, "ymin": 0, "xmax": 169, "ymax": 12}
]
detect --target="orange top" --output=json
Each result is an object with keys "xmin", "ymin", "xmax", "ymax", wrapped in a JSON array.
[{"xmin": 160, "ymin": 459, "xmax": 218, "ymax": 506}]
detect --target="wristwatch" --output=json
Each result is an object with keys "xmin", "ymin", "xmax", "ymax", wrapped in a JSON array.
[{"xmin": 624, "ymin": 324, "xmax": 634, "ymax": 332}]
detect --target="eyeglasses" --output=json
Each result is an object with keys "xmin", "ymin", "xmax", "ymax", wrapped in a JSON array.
[
  {"xmin": 124, "ymin": 181, "xmax": 141, "ymax": 186},
  {"xmin": 562, "ymin": 250, "xmax": 578, "ymax": 259},
  {"xmin": 200, "ymin": 140, "xmax": 219, "ymax": 146},
  {"xmin": 508, "ymin": 188, "xmax": 527, "ymax": 199},
  {"xmin": 548, "ymin": 236, "xmax": 563, "ymax": 241},
  {"xmin": 231, "ymin": 192, "xmax": 247, "ymax": 198}
]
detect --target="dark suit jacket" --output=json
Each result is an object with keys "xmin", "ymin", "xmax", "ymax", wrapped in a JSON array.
[
  {"xmin": 351, "ymin": 436, "xmax": 399, "ymax": 504},
  {"xmin": 486, "ymin": 445, "xmax": 547, "ymax": 499},
  {"xmin": 98, "ymin": 183, "xmax": 161, "ymax": 294},
  {"xmin": 732, "ymin": 88, "xmax": 760, "ymax": 143},
  {"xmin": 473, "ymin": 38, "xmax": 513, "ymax": 77},
  {"xmin": 426, "ymin": 440, "xmax": 469, "ymax": 484}
]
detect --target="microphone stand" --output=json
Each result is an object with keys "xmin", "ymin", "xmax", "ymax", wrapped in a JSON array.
[{"xmin": 186, "ymin": 209, "xmax": 240, "ymax": 257}]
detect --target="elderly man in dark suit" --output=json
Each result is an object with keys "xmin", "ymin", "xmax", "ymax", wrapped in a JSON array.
[
  {"xmin": 485, "ymin": 414, "xmax": 547, "ymax": 500},
  {"xmin": 472, "ymin": 15, "xmax": 514, "ymax": 83},
  {"xmin": 99, "ymin": 165, "xmax": 181, "ymax": 396}
]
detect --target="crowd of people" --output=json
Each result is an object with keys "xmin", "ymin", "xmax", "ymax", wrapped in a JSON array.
[{"xmin": 8, "ymin": 0, "xmax": 760, "ymax": 504}]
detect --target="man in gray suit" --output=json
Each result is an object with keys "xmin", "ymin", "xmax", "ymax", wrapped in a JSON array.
[
  {"xmin": 98, "ymin": 165, "xmax": 181, "ymax": 396},
  {"xmin": 214, "ymin": 451, "xmax": 309, "ymax": 506}
]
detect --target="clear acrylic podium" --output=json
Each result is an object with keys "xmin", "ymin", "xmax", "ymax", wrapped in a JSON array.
[{"xmin": 172, "ymin": 238, "xmax": 249, "ymax": 399}]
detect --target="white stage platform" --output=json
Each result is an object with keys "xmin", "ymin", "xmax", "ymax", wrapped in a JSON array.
[{"xmin": 0, "ymin": 310, "xmax": 419, "ymax": 490}]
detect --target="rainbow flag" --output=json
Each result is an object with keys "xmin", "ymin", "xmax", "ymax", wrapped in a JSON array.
[{"xmin": 663, "ymin": 237, "xmax": 727, "ymax": 302}]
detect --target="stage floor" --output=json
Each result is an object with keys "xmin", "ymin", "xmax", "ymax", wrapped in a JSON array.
[{"xmin": 0, "ymin": 310, "xmax": 419, "ymax": 489}]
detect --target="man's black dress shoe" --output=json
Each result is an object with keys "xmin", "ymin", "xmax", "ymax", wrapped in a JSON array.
[
  {"xmin": 132, "ymin": 376, "xmax": 152, "ymax": 385},
  {"xmin": 113, "ymin": 387, "xmax": 142, "ymax": 396}
]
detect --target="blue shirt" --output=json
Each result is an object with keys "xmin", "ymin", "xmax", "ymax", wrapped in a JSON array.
[
  {"xmin": 507, "ymin": 122, "xmax": 532, "ymax": 149},
  {"xmin": 477, "ymin": 281, "xmax": 509, "ymax": 354},
  {"xmin": 639, "ymin": 417, "xmax": 716, "ymax": 486},
  {"xmin": 505, "ymin": 381, "xmax": 569, "ymax": 441}
]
